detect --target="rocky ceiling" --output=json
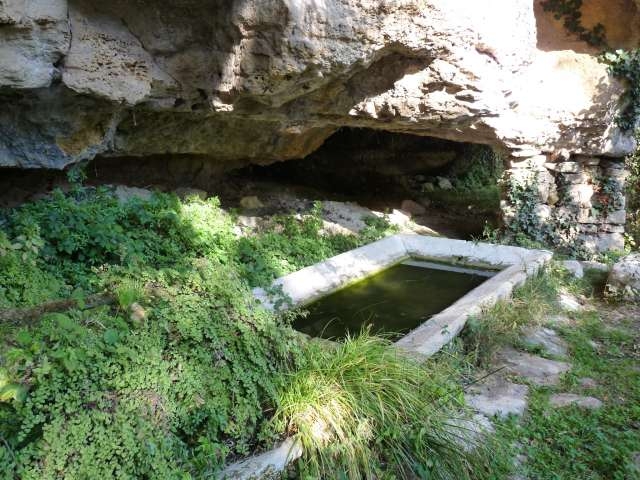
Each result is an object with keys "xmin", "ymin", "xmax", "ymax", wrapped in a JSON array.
[{"xmin": 0, "ymin": 0, "xmax": 638, "ymax": 169}]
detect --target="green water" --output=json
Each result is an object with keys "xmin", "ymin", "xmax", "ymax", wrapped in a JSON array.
[{"xmin": 293, "ymin": 260, "xmax": 492, "ymax": 340}]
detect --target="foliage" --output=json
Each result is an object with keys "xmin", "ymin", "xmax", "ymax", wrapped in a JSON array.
[
  {"xmin": 272, "ymin": 333, "xmax": 498, "ymax": 480},
  {"xmin": 493, "ymin": 168, "xmax": 608, "ymax": 259},
  {"xmin": 499, "ymin": 310, "xmax": 640, "ymax": 478},
  {"xmin": 423, "ymin": 145, "xmax": 503, "ymax": 215},
  {"xmin": 541, "ymin": 0, "xmax": 607, "ymax": 48},
  {"xmin": 235, "ymin": 202, "xmax": 395, "ymax": 287},
  {"xmin": 462, "ymin": 263, "xmax": 572, "ymax": 366},
  {"xmin": 0, "ymin": 260, "xmax": 303, "ymax": 479},
  {"xmin": 500, "ymin": 170, "xmax": 552, "ymax": 250},
  {"xmin": 0, "ymin": 190, "xmax": 392, "ymax": 305},
  {"xmin": 460, "ymin": 264, "xmax": 640, "ymax": 478},
  {"xmin": 605, "ymin": 49, "xmax": 640, "ymax": 132},
  {"xmin": 454, "ymin": 145, "xmax": 504, "ymax": 193},
  {"xmin": 0, "ymin": 186, "xmax": 395, "ymax": 478},
  {"xmin": 625, "ymin": 132, "xmax": 640, "ymax": 249},
  {"xmin": 0, "ymin": 188, "xmax": 238, "ymax": 291}
]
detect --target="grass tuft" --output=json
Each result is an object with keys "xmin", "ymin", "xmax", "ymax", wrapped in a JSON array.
[
  {"xmin": 273, "ymin": 333, "xmax": 497, "ymax": 479},
  {"xmin": 115, "ymin": 278, "xmax": 144, "ymax": 310},
  {"xmin": 462, "ymin": 262, "xmax": 586, "ymax": 366}
]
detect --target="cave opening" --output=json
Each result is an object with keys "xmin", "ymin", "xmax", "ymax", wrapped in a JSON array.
[
  {"xmin": 0, "ymin": 128, "xmax": 505, "ymax": 240},
  {"xmin": 231, "ymin": 127, "xmax": 505, "ymax": 239}
]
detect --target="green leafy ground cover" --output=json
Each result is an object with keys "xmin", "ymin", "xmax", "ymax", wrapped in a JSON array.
[
  {"xmin": 2, "ymin": 184, "xmax": 638, "ymax": 479},
  {"xmin": 0, "ymin": 186, "xmax": 395, "ymax": 478},
  {"xmin": 0, "ymin": 186, "xmax": 497, "ymax": 479}
]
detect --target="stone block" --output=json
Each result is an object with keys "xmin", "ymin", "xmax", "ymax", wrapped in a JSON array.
[
  {"xmin": 558, "ymin": 292, "xmax": 584, "ymax": 312},
  {"xmin": 604, "ymin": 168, "xmax": 629, "ymax": 183},
  {"xmin": 545, "ymin": 162, "xmax": 579, "ymax": 173},
  {"xmin": 561, "ymin": 172, "xmax": 590, "ymax": 184},
  {"xmin": 553, "ymin": 149, "xmax": 571, "ymax": 162},
  {"xmin": 575, "ymin": 207, "xmax": 597, "ymax": 224},
  {"xmin": 607, "ymin": 253, "xmax": 640, "ymax": 300},
  {"xmin": 114, "ymin": 185, "xmax": 153, "ymax": 203},
  {"xmin": 512, "ymin": 148, "xmax": 542, "ymax": 158},
  {"xmin": 578, "ymin": 224, "xmax": 598, "ymax": 234},
  {"xmin": 600, "ymin": 224, "xmax": 625, "ymax": 233},
  {"xmin": 436, "ymin": 176, "xmax": 453, "ymax": 190},
  {"xmin": 580, "ymin": 261, "xmax": 610, "ymax": 273},
  {"xmin": 590, "ymin": 233, "xmax": 624, "ymax": 252},
  {"xmin": 606, "ymin": 209, "xmax": 626, "ymax": 225},
  {"xmin": 534, "ymin": 204, "xmax": 552, "ymax": 222},
  {"xmin": 537, "ymin": 169, "xmax": 557, "ymax": 203},
  {"xmin": 562, "ymin": 260, "xmax": 584, "ymax": 279},
  {"xmin": 565, "ymin": 184, "xmax": 594, "ymax": 207},
  {"xmin": 575, "ymin": 155, "xmax": 600, "ymax": 166},
  {"xmin": 400, "ymin": 199, "xmax": 426, "ymax": 216},
  {"xmin": 510, "ymin": 155, "xmax": 547, "ymax": 169}
]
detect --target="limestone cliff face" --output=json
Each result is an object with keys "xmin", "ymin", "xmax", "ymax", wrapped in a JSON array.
[{"xmin": 0, "ymin": 0, "xmax": 638, "ymax": 169}]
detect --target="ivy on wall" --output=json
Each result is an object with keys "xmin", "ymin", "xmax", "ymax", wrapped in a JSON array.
[
  {"xmin": 605, "ymin": 49, "xmax": 640, "ymax": 131},
  {"xmin": 542, "ymin": 0, "xmax": 639, "ymax": 131},
  {"xmin": 541, "ymin": 0, "xmax": 608, "ymax": 48},
  {"xmin": 626, "ymin": 131, "xmax": 640, "ymax": 247}
]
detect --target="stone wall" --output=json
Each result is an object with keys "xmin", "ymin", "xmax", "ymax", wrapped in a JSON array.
[{"xmin": 505, "ymin": 154, "xmax": 627, "ymax": 254}]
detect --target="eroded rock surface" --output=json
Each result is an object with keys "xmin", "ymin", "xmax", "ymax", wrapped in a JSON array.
[
  {"xmin": 0, "ymin": 0, "xmax": 636, "ymax": 170},
  {"xmin": 607, "ymin": 253, "xmax": 640, "ymax": 300}
]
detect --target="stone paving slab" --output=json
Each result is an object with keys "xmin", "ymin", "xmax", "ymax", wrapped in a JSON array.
[
  {"xmin": 447, "ymin": 413, "xmax": 495, "ymax": 450},
  {"xmin": 495, "ymin": 347, "xmax": 571, "ymax": 386},
  {"xmin": 465, "ymin": 375, "xmax": 529, "ymax": 418},
  {"xmin": 549, "ymin": 393, "xmax": 603, "ymax": 409},
  {"xmin": 522, "ymin": 327, "xmax": 568, "ymax": 357}
]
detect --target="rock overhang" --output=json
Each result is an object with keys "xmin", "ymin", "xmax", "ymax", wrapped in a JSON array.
[{"xmin": 0, "ymin": 0, "xmax": 637, "ymax": 170}]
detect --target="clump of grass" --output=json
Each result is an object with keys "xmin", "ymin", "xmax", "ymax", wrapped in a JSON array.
[
  {"xmin": 272, "ymin": 333, "xmax": 496, "ymax": 479},
  {"xmin": 115, "ymin": 278, "xmax": 144, "ymax": 310},
  {"xmin": 462, "ymin": 263, "xmax": 581, "ymax": 366}
]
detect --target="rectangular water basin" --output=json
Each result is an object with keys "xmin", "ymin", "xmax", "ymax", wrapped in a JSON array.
[
  {"xmin": 294, "ymin": 259, "xmax": 495, "ymax": 340},
  {"xmin": 254, "ymin": 234, "xmax": 552, "ymax": 357}
]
